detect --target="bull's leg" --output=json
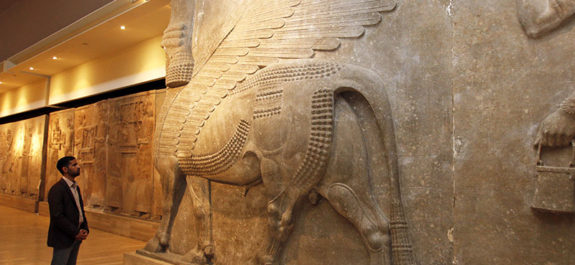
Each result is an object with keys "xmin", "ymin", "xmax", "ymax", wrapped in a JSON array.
[
  {"xmin": 145, "ymin": 156, "xmax": 186, "ymax": 252},
  {"xmin": 319, "ymin": 183, "xmax": 391, "ymax": 265},
  {"xmin": 260, "ymin": 188, "xmax": 300, "ymax": 265},
  {"xmin": 181, "ymin": 177, "xmax": 213, "ymax": 264},
  {"xmin": 256, "ymin": 158, "xmax": 301, "ymax": 265}
]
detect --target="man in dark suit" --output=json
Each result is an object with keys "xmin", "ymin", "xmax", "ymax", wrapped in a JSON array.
[{"xmin": 47, "ymin": 156, "xmax": 89, "ymax": 265}]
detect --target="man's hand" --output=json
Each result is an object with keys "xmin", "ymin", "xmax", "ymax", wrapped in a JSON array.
[
  {"xmin": 75, "ymin": 229, "xmax": 89, "ymax": 241},
  {"xmin": 535, "ymin": 110, "xmax": 575, "ymax": 147}
]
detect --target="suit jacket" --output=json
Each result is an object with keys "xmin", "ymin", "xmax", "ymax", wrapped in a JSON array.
[{"xmin": 47, "ymin": 178, "xmax": 89, "ymax": 249}]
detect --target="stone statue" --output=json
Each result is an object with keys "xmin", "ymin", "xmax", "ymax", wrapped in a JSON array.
[{"xmin": 141, "ymin": 1, "xmax": 416, "ymax": 265}]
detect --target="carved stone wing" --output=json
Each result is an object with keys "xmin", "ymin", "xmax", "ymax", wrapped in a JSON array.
[
  {"xmin": 193, "ymin": 0, "xmax": 396, "ymax": 92},
  {"xmin": 169, "ymin": 0, "xmax": 396, "ymax": 156}
]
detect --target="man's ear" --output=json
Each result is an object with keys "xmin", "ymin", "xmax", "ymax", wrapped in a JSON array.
[{"xmin": 62, "ymin": 167, "xmax": 69, "ymax": 174}]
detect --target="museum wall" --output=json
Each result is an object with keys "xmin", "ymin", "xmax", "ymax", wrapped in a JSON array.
[
  {"xmin": 49, "ymin": 35, "xmax": 166, "ymax": 105},
  {"xmin": 0, "ymin": 80, "xmax": 47, "ymax": 117},
  {"xmin": 44, "ymin": 90, "xmax": 163, "ymax": 220},
  {"xmin": 0, "ymin": 89, "xmax": 163, "ymax": 226},
  {"xmin": 1, "ymin": 0, "xmax": 575, "ymax": 264}
]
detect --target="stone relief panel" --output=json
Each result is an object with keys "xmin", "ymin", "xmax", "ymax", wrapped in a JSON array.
[
  {"xmin": 453, "ymin": 0, "xmax": 575, "ymax": 264},
  {"xmin": 74, "ymin": 101, "xmax": 109, "ymax": 209},
  {"xmin": 108, "ymin": 91, "xmax": 156, "ymax": 217},
  {"xmin": 0, "ymin": 116, "xmax": 45, "ymax": 199},
  {"xmin": 40, "ymin": 91, "xmax": 160, "ymax": 221},
  {"xmin": 137, "ymin": 0, "xmax": 440, "ymax": 265},
  {"xmin": 517, "ymin": 0, "xmax": 575, "ymax": 214},
  {"xmin": 45, "ymin": 109, "xmax": 75, "ymax": 199}
]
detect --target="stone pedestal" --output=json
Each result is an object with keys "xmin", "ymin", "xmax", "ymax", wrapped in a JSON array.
[{"xmin": 124, "ymin": 252, "xmax": 173, "ymax": 265}]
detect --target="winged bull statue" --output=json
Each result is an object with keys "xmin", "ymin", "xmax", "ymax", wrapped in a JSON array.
[{"xmin": 138, "ymin": 0, "xmax": 417, "ymax": 264}]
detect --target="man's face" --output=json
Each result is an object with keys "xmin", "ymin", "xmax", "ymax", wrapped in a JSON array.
[{"xmin": 65, "ymin": 159, "xmax": 81, "ymax": 178}]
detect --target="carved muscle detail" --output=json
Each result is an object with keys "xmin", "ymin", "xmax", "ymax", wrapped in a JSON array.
[
  {"xmin": 290, "ymin": 88, "xmax": 334, "ymax": 192},
  {"xmin": 254, "ymin": 107, "xmax": 282, "ymax": 119},
  {"xmin": 255, "ymin": 89, "xmax": 283, "ymax": 101},
  {"xmin": 179, "ymin": 120, "xmax": 250, "ymax": 176}
]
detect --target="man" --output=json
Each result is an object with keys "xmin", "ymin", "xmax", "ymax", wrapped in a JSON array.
[{"xmin": 47, "ymin": 156, "xmax": 89, "ymax": 265}]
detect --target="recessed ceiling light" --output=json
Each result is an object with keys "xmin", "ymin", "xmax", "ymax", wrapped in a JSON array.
[
  {"xmin": 120, "ymin": 25, "xmax": 126, "ymax": 30},
  {"xmin": 52, "ymin": 56, "xmax": 58, "ymax": 60},
  {"xmin": 29, "ymin": 67, "xmax": 35, "ymax": 70}
]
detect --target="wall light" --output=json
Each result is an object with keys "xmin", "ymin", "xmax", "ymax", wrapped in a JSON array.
[
  {"xmin": 29, "ymin": 67, "xmax": 35, "ymax": 70},
  {"xmin": 120, "ymin": 25, "xmax": 126, "ymax": 30},
  {"xmin": 52, "ymin": 56, "xmax": 58, "ymax": 60}
]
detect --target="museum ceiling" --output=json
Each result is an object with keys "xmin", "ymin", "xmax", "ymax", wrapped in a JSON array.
[{"xmin": 0, "ymin": 0, "xmax": 169, "ymax": 94}]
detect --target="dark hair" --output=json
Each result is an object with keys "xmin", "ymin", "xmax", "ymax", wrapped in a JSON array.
[{"xmin": 56, "ymin": 156, "xmax": 76, "ymax": 175}]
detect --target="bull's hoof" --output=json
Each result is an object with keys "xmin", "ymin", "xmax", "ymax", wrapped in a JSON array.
[
  {"xmin": 144, "ymin": 236, "xmax": 166, "ymax": 253},
  {"xmin": 182, "ymin": 248, "xmax": 210, "ymax": 264},
  {"xmin": 256, "ymin": 254, "xmax": 275, "ymax": 265}
]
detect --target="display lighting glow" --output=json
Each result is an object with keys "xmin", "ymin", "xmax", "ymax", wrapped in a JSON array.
[
  {"xmin": 120, "ymin": 25, "xmax": 126, "ymax": 30},
  {"xmin": 52, "ymin": 56, "xmax": 58, "ymax": 60},
  {"xmin": 29, "ymin": 67, "xmax": 35, "ymax": 70},
  {"xmin": 14, "ymin": 128, "xmax": 25, "ymax": 153},
  {"xmin": 31, "ymin": 134, "xmax": 41, "ymax": 154}
]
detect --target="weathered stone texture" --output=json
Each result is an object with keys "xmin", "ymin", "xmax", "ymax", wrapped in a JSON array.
[{"xmin": 453, "ymin": 0, "xmax": 575, "ymax": 264}]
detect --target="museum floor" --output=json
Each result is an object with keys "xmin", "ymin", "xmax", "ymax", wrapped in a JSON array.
[{"xmin": 0, "ymin": 205, "xmax": 146, "ymax": 264}]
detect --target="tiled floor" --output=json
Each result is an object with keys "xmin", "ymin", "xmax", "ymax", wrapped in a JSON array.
[{"xmin": 0, "ymin": 205, "xmax": 146, "ymax": 265}]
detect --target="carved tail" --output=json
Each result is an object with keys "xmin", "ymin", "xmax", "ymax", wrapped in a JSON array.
[{"xmin": 336, "ymin": 64, "xmax": 416, "ymax": 265}]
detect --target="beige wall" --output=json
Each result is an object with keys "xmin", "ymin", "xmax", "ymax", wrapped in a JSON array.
[
  {"xmin": 0, "ymin": 80, "xmax": 47, "ymax": 117},
  {"xmin": 49, "ymin": 35, "xmax": 165, "ymax": 105},
  {"xmin": 0, "ymin": 35, "xmax": 165, "ymax": 116}
]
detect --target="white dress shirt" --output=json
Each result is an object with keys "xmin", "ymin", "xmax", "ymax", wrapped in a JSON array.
[{"xmin": 62, "ymin": 177, "xmax": 85, "ymax": 226}]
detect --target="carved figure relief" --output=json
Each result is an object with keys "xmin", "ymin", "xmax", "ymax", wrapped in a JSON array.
[
  {"xmin": 108, "ymin": 92, "xmax": 156, "ymax": 217},
  {"xmin": 46, "ymin": 110, "xmax": 75, "ymax": 199},
  {"xmin": 0, "ymin": 117, "xmax": 45, "ymax": 199},
  {"xmin": 141, "ymin": 1, "xmax": 416, "ymax": 265},
  {"xmin": 42, "ymin": 92, "xmax": 160, "ymax": 220},
  {"xmin": 517, "ymin": 0, "xmax": 575, "ymax": 212},
  {"xmin": 74, "ymin": 102, "xmax": 109, "ymax": 209}
]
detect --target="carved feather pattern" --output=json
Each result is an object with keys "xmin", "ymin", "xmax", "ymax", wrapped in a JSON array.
[{"xmin": 162, "ymin": 0, "xmax": 396, "ymax": 158}]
